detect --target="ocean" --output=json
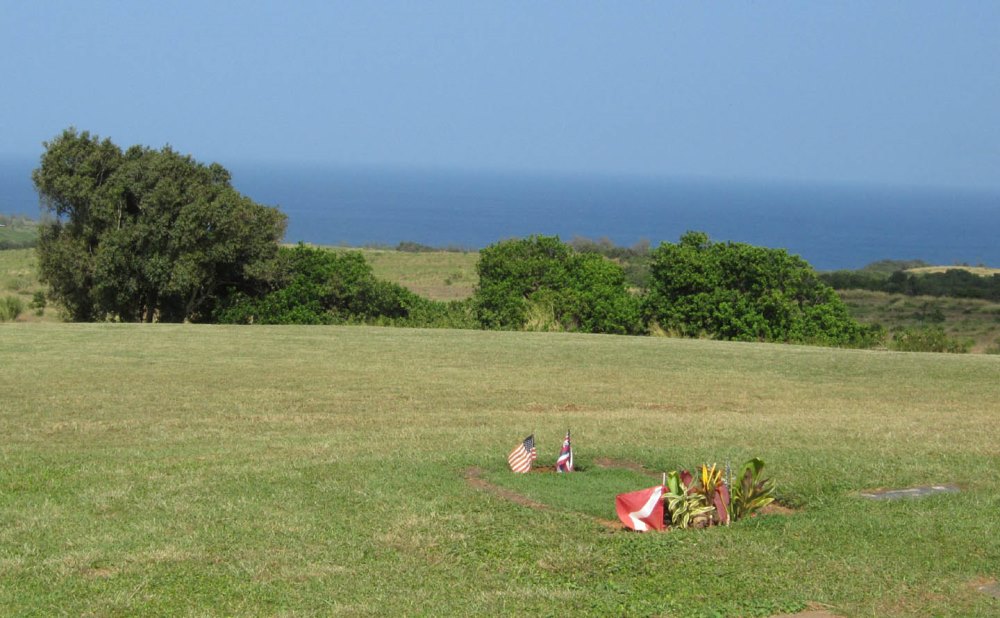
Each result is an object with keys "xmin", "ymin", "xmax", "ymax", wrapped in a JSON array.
[{"xmin": 3, "ymin": 157, "xmax": 998, "ymax": 271}]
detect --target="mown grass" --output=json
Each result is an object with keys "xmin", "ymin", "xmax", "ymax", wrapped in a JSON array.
[{"xmin": 1, "ymin": 323, "xmax": 998, "ymax": 616}]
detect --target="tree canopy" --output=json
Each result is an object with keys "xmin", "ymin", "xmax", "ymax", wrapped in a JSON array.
[
  {"xmin": 215, "ymin": 243, "xmax": 443, "ymax": 325},
  {"xmin": 33, "ymin": 129, "xmax": 286, "ymax": 322},
  {"xmin": 644, "ymin": 231, "xmax": 878, "ymax": 346},
  {"xmin": 473, "ymin": 235, "xmax": 643, "ymax": 334}
]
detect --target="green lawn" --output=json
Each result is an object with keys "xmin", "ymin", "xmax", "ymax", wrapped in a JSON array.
[{"xmin": 1, "ymin": 323, "xmax": 998, "ymax": 615}]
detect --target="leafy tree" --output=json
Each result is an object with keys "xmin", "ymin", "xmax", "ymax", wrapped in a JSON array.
[
  {"xmin": 33, "ymin": 129, "xmax": 286, "ymax": 321},
  {"xmin": 645, "ymin": 232, "xmax": 879, "ymax": 346},
  {"xmin": 473, "ymin": 235, "xmax": 643, "ymax": 334}
]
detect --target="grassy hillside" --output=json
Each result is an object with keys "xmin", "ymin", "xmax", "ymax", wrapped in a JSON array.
[
  {"xmin": 350, "ymin": 247, "xmax": 479, "ymax": 300},
  {"xmin": 1, "ymin": 324, "xmax": 998, "ymax": 615},
  {"xmin": 0, "ymin": 248, "xmax": 57, "ymax": 321},
  {"xmin": 0, "ymin": 226, "xmax": 37, "ymax": 249},
  {"xmin": 840, "ymin": 289, "xmax": 1000, "ymax": 353},
  {"xmin": 906, "ymin": 265, "xmax": 1000, "ymax": 277}
]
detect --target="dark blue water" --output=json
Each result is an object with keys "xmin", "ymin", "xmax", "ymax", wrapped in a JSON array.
[
  {"xmin": 3, "ymin": 157, "xmax": 998, "ymax": 271},
  {"xmin": 229, "ymin": 163, "xmax": 1000, "ymax": 270}
]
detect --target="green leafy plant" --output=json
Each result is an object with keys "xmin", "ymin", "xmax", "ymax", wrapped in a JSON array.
[
  {"xmin": 664, "ymin": 470, "xmax": 715, "ymax": 529},
  {"xmin": 663, "ymin": 459, "xmax": 775, "ymax": 529},
  {"xmin": 691, "ymin": 463, "xmax": 731, "ymax": 525},
  {"xmin": 729, "ymin": 457, "xmax": 776, "ymax": 521}
]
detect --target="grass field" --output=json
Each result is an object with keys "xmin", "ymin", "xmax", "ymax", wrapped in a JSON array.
[
  {"xmin": 1, "ymin": 323, "xmax": 998, "ymax": 615},
  {"xmin": 0, "ymin": 216, "xmax": 39, "ymax": 250}
]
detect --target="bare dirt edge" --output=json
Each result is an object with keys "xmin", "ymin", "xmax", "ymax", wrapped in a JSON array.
[{"xmin": 768, "ymin": 610, "xmax": 839, "ymax": 618}]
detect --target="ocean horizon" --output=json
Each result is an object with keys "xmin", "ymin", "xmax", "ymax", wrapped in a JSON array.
[{"xmin": 3, "ymin": 156, "xmax": 998, "ymax": 271}]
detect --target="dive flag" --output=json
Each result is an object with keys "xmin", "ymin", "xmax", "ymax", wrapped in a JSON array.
[
  {"xmin": 615, "ymin": 485, "xmax": 665, "ymax": 532},
  {"xmin": 508, "ymin": 435, "xmax": 537, "ymax": 473},
  {"xmin": 555, "ymin": 430, "xmax": 573, "ymax": 472}
]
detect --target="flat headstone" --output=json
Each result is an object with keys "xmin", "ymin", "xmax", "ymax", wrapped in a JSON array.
[
  {"xmin": 859, "ymin": 485, "xmax": 960, "ymax": 500},
  {"xmin": 977, "ymin": 581, "xmax": 1000, "ymax": 599}
]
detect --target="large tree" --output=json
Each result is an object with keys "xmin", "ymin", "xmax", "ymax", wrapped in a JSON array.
[{"xmin": 33, "ymin": 129, "xmax": 286, "ymax": 322}]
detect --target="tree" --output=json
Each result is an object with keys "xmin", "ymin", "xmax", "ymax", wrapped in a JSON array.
[
  {"xmin": 645, "ymin": 232, "xmax": 879, "ymax": 346},
  {"xmin": 473, "ymin": 235, "xmax": 643, "ymax": 334},
  {"xmin": 33, "ymin": 129, "xmax": 286, "ymax": 322}
]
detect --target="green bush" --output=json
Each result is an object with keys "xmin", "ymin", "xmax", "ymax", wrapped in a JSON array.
[
  {"xmin": 473, "ymin": 236, "xmax": 643, "ymax": 335},
  {"xmin": 216, "ymin": 244, "xmax": 474, "ymax": 328},
  {"xmin": 0, "ymin": 295, "xmax": 25, "ymax": 321},
  {"xmin": 890, "ymin": 326, "xmax": 972, "ymax": 353},
  {"xmin": 29, "ymin": 291, "xmax": 47, "ymax": 316},
  {"xmin": 645, "ymin": 232, "xmax": 880, "ymax": 347}
]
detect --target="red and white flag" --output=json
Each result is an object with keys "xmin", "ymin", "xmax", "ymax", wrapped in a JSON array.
[
  {"xmin": 615, "ymin": 485, "xmax": 665, "ymax": 532},
  {"xmin": 555, "ymin": 430, "xmax": 573, "ymax": 473},
  {"xmin": 508, "ymin": 435, "xmax": 537, "ymax": 473}
]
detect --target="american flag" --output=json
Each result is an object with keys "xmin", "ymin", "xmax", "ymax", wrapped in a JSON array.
[
  {"xmin": 508, "ymin": 435, "xmax": 537, "ymax": 473},
  {"xmin": 556, "ymin": 430, "xmax": 573, "ymax": 473}
]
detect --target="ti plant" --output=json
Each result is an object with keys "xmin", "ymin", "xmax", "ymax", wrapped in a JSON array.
[
  {"xmin": 729, "ymin": 457, "xmax": 776, "ymax": 521},
  {"xmin": 664, "ymin": 470, "xmax": 715, "ymax": 529},
  {"xmin": 691, "ymin": 463, "xmax": 731, "ymax": 525}
]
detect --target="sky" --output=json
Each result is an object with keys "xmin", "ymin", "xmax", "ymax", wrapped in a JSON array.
[{"xmin": 2, "ymin": 1, "xmax": 999, "ymax": 190}]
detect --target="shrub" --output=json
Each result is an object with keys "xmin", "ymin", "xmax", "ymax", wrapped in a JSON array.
[
  {"xmin": 0, "ymin": 295, "xmax": 25, "ymax": 321},
  {"xmin": 216, "ymin": 244, "xmax": 472, "ymax": 328},
  {"xmin": 473, "ymin": 236, "xmax": 643, "ymax": 335},
  {"xmin": 645, "ymin": 232, "xmax": 880, "ymax": 347},
  {"xmin": 890, "ymin": 326, "xmax": 972, "ymax": 353},
  {"xmin": 29, "ymin": 291, "xmax": 47, "ymax": 316}
]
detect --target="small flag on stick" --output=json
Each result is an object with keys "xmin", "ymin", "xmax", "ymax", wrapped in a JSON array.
[
  {"xmin": 555, "ymin": 430, "xmax": 573, "ymax": 473},
  {"xmin": 508, "ymin": 435, "xmax": 537, "ymax": 473}
]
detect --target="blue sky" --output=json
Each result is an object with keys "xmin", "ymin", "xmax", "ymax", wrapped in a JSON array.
[{"xmin": 2, "ymin": 1, "xmax": 998, "ymax": 190}]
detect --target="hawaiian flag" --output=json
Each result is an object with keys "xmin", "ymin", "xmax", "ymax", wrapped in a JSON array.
[
  {"xmin": 555, "ymin": 430, "xmax": 573, "ymax": 473},
  {"xmin": 615, "ymin": 485, "xmax": 665, "ymax": 532},
  {"xmin": 507, "ymin": 435, "xmax": 537, "ymax": 473}
]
